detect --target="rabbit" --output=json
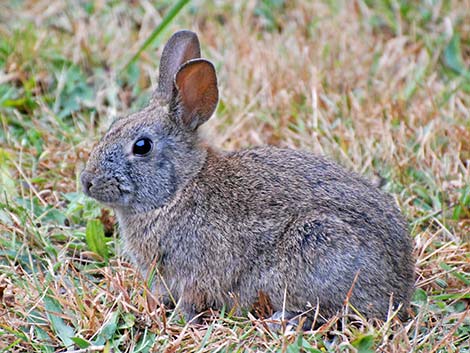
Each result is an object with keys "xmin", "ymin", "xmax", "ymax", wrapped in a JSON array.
[{"xmin": 81, "ymin": 30, "xmax": 415, "ymax": 325}]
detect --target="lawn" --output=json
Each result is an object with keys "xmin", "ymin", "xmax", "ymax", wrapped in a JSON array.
[{"xmin": 0, "ymin": 0, "xmax": 469, "ymax": 352}]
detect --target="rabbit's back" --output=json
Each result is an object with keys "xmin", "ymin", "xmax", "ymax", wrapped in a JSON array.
[{"xmin": 199, "ymin": 146, "xmax": 407, "ymax": 242}]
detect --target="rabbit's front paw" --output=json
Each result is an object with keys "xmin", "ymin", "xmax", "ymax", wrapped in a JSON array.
[
  {"xmin": 266, "ymin": 311, "xmax": 297, "ymax": 331},
  {"xmin": 179, "ymin": 302, "xmax": 203, "ymax": 325},
  {"xmin": 266, "ymin": 311, "xmax": 314, "ymax": 331}
]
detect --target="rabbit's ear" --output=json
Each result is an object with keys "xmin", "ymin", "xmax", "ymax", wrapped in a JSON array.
[
  {"xmin": 157, "ymin": 30, "xmax": 201, "ymax": 101},
  {"xmin": 173, "ymin": 59, "xmax": 218, "ymax": 130}
]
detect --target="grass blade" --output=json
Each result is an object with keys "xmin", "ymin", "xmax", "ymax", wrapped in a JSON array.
[
  {"xmin": 43, "ymin": 295, "xmax": 75, "ymax": 349},
  {"xmin": 85, "ymin": 219, "xmax": 109, "ymax": 261},
  {"xmin": 122, "ymin": 0, "xmax": 191, "ymax": 71}
]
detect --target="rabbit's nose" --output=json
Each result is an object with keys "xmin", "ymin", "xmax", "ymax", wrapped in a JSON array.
[{"xmin": 81, "ymin": 171, "xmax": 94, "ymax": 195}]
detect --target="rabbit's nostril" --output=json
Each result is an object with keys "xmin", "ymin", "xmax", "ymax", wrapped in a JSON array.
[
  {"xmin": 85, "ymin": 179, "xmax": 93, "ymax": 192},
  {"xmin": 81, "ymin": 172, "xmax": 94, "ymax": 194}
]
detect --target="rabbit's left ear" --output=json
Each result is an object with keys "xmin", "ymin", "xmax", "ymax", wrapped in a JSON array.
[
  {"xmin": 156, "ymin": 30, "xmax": 201, "ymax": 102},
  {"xmin": 172, "ymin": 59, "xmax": 218, "ymax": 130}
]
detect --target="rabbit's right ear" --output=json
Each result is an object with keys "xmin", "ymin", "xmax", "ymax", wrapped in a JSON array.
[
  {"xmin": 172, "ymin": 59, "xmax": 218, "ymax": 130},
  {"xmin": 156, "ymin": 30, "xmax": 201, "ymax": 102}
]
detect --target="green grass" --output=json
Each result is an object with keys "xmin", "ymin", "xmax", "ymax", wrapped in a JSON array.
[{"xmin": 1, "ymin": 0, "xmax": 470, "ymax": 352}]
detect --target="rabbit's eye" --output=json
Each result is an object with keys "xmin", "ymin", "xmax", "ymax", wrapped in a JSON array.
[{"xmin": 133, "ymin": 138, "xmax": 153, "ymax": 156}]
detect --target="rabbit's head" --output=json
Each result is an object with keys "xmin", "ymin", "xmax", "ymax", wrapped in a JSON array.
[{"xmin": 81, "ymin": 31, "xmax": 218, "ymax": 213}]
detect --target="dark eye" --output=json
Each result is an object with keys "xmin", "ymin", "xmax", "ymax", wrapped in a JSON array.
[{"xmin": 133, "ymin": 138, "xmax": 153, "ymax": 156}]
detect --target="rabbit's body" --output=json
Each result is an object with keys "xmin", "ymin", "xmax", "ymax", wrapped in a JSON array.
[
  {"xmin": 116, "ymin": 146, "xmax": 413, "ymax": 320},
  {"xmin": 82, "ymin": 30, "xmax": 414, "ymax": 324}
]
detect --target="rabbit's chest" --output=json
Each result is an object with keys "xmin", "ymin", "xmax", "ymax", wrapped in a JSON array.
[{"xmin": 116, "ymin": 210, "xmax": 168, "ymax": 274}]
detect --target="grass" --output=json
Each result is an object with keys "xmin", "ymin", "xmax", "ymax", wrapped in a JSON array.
[{"xmin": 0, "ymin": 0, "xmax": 469, "ymax": 351}]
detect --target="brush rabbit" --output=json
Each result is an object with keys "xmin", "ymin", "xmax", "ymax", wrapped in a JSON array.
[{"xmin": 81, "ymin": 30, "xmax": 414, "ymax": 325}]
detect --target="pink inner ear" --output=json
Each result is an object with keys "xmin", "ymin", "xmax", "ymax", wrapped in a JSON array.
[
  {"xmin": 181, "ymin": 69, "xmax": 200, "ymax": 112},
  {"xmin": 175, "ymin": 60, "xmax": 218, "ymax": 128}
]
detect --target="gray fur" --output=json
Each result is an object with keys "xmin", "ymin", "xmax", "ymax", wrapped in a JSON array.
[{"xmin": 81, "ymin": 30, "xmax": 415, "ymax": 323}]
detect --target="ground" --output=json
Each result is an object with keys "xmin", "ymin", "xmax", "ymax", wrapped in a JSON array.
[{"xmin": 0, "ymin": 0, "xmax": 469, "ymax": 352}]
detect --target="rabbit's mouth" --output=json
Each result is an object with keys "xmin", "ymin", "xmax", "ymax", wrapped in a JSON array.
[{"xmin": 81, "ymin": 171, "xmax": 133, "ymax": 206}]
